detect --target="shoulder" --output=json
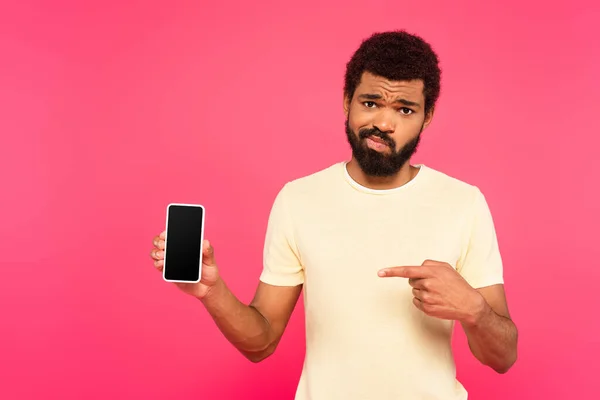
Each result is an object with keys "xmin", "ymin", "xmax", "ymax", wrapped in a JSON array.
[
  {"xmin": 280, "ymin": 162, "xmax": 345, "ymax": 197},
  {"xmin": 421, "ymin": 165, "xmax": 485, "ymax": 209}
]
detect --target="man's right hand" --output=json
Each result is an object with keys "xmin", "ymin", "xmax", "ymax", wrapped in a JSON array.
[{"xmin": 150, "ymin": 230, "xmax": 221, "ymax": 299}]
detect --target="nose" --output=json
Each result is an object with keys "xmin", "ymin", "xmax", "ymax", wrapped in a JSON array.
[{"xmin": 372, "ymin": 109, "xmax": 396, "ymax": 134}]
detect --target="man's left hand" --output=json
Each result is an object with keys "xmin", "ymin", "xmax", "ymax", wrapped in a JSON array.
[{"xmin": 378, "ymin": 260, "xmax": 488, "ymax": 326}]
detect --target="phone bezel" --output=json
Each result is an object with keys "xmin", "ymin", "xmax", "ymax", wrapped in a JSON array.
[{"xmin": 163, "ymin": 203, "xmax": 205, "ymax": 283}]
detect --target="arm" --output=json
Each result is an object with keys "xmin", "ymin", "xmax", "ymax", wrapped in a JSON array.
[
  {"xmin": 202, "ymin": 182, "xmax": 304, "ymax": 362},
  {"xmin": 150, "ymin": 183, "xmax": 304, "ymax": 362},
  {"xmin": 378, "ymin": 189, "xmax": 518, "ymax": 373},
  {"xmin": 461, "ymin": 284, "xmax": 518, "ymax": 373},
  {"xmin": 378, "ymin": 262, "xmax": 518, "ymax": 374},
  {"xmin": 457, "ymin": 187, "xmax": 517, "ymax": 372},
  {"xmin": 201, "ymin": 279, "xmax": 302, "ymax": 363}
]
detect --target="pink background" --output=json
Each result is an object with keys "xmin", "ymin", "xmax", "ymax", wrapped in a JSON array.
[{"xmin": 1, "ymin": 0, "xmax": 599, "ymax": 398}]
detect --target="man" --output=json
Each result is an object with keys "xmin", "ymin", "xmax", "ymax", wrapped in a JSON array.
[{"xmin": 150, "ymin": 30, "xmax": 518, "ymax": 399}]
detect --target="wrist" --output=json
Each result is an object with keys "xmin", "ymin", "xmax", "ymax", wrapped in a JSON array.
[
  {"xmin": 463, "ymin": 291, "xmax": 491, "ymax": 328},
  {"xmin": 199, "ymin": 276, "xmax": 225, "ymax": 303}
]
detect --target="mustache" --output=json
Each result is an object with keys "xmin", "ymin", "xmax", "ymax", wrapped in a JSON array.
[{"xmin": 358, "ymin": 128, "xmax": 395, "ymax": 147}]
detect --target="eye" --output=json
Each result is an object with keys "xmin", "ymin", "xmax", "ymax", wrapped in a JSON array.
[
  {"xmin": 399, "ymin": 107, "xmax": 414, "ymax": 115},
  {"xmin": 363, "ymin": 101, "xmax": 377, "ymax": 108}
]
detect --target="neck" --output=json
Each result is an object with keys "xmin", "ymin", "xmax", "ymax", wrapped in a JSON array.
[{"xmin": 346, "ymin": 157, "xmax": 419, "ymax": 190}]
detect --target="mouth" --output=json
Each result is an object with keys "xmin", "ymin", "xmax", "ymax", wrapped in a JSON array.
[
  {"xmin": 366, "ymin": 135, "xmax": 387, "ymax": 145},
  {"xmin": 365, "ymin": 136, "xmax": 389, "ymax": 151}
]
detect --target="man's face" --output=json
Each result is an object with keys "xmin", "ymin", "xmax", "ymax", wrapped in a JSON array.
[{"xmin": 344, "ymin": 72, "xmax": 433, "ymax": 177}]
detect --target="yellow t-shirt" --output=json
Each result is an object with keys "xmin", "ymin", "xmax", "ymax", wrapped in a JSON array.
[{"xmin": 259, "ymin": 161, "xmax": 504, "ymax": 400}]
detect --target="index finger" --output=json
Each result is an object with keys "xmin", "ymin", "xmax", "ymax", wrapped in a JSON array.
[{"xmin": 378, "ymin": 266, "xmax": 431, "ymax": 279}]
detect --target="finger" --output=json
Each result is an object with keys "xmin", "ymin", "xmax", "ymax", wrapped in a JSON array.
[
  {"xmin": 412, "ymin": 287, "xmax": 422, "ymax": 300},
  {"xmin": 150, "ymin": 249, "xmax": 164, "ymax": 260},
  {"xmin": 412, "ymin": 288, "xmax": 436, "ymax": 304},
  {"xmin": 412, "ymin": 287, "xmax": 430, "ymax": 301},
  {"xmin": 378, "ymin": 266, "xmax": 431, "ymax": 279},
  {"xmin": 408, "ymin": 277, "xmax": 425, "ymax": 287},
  {"xmin": 422, "ymin": 259, "xmax": 440, "ymax": 266},
  {"xmin": 202, "ymin": 240, "xmax": 216, "ymax": 266},
  {"xmin": 409, "ymin": 278, "xmax": 430, "ymax": 290},
  {"xmin": 160, "ymin": 230, "xmax": 166, "ymax": 239},
  {"xmin": 412, "ymin": 296, "xmax": 424, "ymax": 311},
  {"xmin": 154, "ymin": 259, "xmax": 163, "ymax": 271},
  {"xmin": 152, "ymin": 232, "xmax": 165, "ymax": 248}
]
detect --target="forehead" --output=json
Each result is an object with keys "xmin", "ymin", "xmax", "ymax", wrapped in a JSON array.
[{"xmin": 355, "ymin": 71, "xmax": 424, "ymax": 101}]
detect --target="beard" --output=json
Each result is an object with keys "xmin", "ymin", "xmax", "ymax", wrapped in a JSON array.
[{"xmin": 345, "ymin": 119, "xmax": 423, "ymax": 177}]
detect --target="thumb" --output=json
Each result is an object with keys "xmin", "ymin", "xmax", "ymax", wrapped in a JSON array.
[{"xmin": 202, "ymin": 239, "xmax": 216, "ymax": 266}]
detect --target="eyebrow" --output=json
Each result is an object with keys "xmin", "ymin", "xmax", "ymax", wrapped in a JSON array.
[{"xmin": 357, "ymin": 93, "xmax": 421, "ymax": 108}]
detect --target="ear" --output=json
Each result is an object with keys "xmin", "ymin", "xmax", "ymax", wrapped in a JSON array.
[
  {"xmin": 343, "ymin": 95, "xmax": 351, "ymax": 118},
  {"xmin": 423, "ymin": 107, "xmax": 435, "ymax": 129}
]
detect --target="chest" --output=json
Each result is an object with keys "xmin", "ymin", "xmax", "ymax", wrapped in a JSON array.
[
  {"xmin": 292, "ymin": 195, "xmax": 466, "ymax": 339},
  {"xmin": 293, "ymin": 196, "xmax": 470, "ymax": 295}
]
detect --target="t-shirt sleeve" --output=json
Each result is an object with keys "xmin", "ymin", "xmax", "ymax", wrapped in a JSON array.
[
  {"xmin": 259, "ymin": 183, "xmax": 305, "ymax": 287},
  {"xmin": 457, "ymin": 187, "xmax": 504, "ymax": 289}
]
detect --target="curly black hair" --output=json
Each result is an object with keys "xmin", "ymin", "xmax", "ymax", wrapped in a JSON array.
[{"xmin": 344, "ymin": 30, "xmax": 442, "ymax": 115}]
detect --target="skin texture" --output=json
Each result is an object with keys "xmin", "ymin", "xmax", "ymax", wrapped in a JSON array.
[
  {"xmin": 149, "ymin": 71, "xmax": 518, "ymax": 372},
  {"xmin": 344, "ymin": 72, "xmax": 433, "ymax": 190}
]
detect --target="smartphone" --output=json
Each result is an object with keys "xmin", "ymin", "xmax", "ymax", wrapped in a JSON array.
[{"xmin": 163, "ymin": 203, "xmax": 205, "ymax": 283}]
